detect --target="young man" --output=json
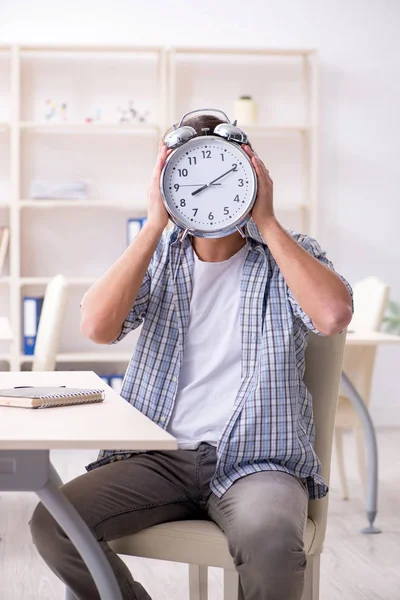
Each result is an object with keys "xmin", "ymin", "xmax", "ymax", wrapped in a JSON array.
[{"xmin": 30, "ymin": 114, "xmax": 353, "ymax": 600}]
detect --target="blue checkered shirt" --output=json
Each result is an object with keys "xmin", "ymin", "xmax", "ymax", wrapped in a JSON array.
[{"xmin": 87, "ymin": 220, "xmax": 352, "ymax": 500}]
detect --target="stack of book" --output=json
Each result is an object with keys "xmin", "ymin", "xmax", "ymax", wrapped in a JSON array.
[{"xmin": 30, "ymin": 180, "xmax": 88, "ymax": 200}]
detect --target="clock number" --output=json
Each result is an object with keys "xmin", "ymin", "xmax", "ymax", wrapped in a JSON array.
[
  {"xmin": 188, "ymin": 156, "xmax": 197, "ymax": 166},
  {"xmin": 234, "ymin": 195, "xmax": 240, "ymax": 202},
  {"xmin": 178, "ymin": 168, "xmax": 188, "ymax": 177},
  {"xmin": 202, "ymin": 150, "xmax": 212, "ymax": 159},
  {"xmin": 180, "ymin": 199, "xmax": 186, "ymax": 207},
  {"xmin": 192, "ymin": 208, "xmax": 198, "ymax": 216},
  {"xmin": 174, "ymin": 183, "xmax": 179, "ymax": 191},
  {"xmin": 220, "ymin": 153, "xmax": 225, "ymax": 161},
  {"xmin": 232, "ymin": 163, "xmax": 238, "ymax": 171},
  {"xmin": 208, "ymin": 212, "xmax": 214, "ymax": 220},
  {"xmin": 224, "ymin": 207, "xmax": 229, "ymax": 215},
  {"xmin": 238, "ymin": 179, "xmax": 244, "ymax": 187}
]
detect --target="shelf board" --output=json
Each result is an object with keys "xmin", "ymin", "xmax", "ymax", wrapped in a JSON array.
[
  {"xmin": 0, "ymin": 353, "xmax": 11, "ymax": 363},
  {"xmin": 0, "ymin": 122, "xmax": 10, "ymax": 132},
  {"xmin": 244, "ymin": 124, "xmax": 311, "ymax": 134},
  {"xmin": 21, "ymin": 44, "xmax": 163, "ymax": 54},
  {"xmin": 20, "ymin": 122, "xmax": 159, "ymax": 135},
  {"xmin": 0, "ymin": 277, "xmax": 11, "ymax": 285},
  {"xmin": 20, "ymin": 352, "xmax": 132, "ymax": 363},
  {"xmin": 19, "ymin": 200, "xmax": 146, "ymax": 211},
  {"xmin": 20, "ymin": 277, "xmax": 95, "ymax": 287},
  {"xmin": 173, "ymin": 47, "xmax": 315, "ymax": 57}
]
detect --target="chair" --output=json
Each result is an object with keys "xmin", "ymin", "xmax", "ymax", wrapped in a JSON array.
[
  {"xmin": 32, "ymin": 275, "xmax": 68, "ymax": 371},
  {"xmin": 334, "ymin": 277, "xmax": 389, "ymax": 499},
  {"xmin": 108, "ymin": 331, "xmax": 346, "ymax": 600}
]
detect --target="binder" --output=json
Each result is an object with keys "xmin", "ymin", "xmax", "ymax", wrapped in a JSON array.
[
  {"xmin": 0, "ymin": 227, "xmax": 10, "ymax": 276},
  {"xmin": 23, "ymin": 296, "xmax": 44, "ymax": 355},
  {"xmin": 109, "ymin": 375, "xmax": 124, "ymax": 394},
  {"xmin": 127, "ymin": 218, "xmax": 147, "ymax": 246}
]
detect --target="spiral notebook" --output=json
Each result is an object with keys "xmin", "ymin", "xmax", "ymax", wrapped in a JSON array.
[{"xmin": 0, "ymin": 386, "xmax": 105, "ymax": 409}]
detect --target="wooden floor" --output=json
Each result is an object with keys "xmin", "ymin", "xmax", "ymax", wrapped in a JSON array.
[{"xmin": 1, "ymin": 429, "xmax": 399, "ymax": 600}]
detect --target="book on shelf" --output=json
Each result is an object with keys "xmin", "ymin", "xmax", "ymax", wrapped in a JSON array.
[
  {"xmin": 23, "ymin": 297, "xmax": 44, "ymax": 355},
  {"xmin": 127, "ymin": 217, "xmax": 147, "ymax": 246},
  {"xmin": 30, "ymin": 180, "xmax": 88, "ymax": 200},
  {"xmin": 0, "ymin": 227, "xmax": 10, "ymax": 276},
  {"xmin": 0, "ymin": 386, "xmax": 105, "ymax": 409},
  {"xmin": 98, "ymin": 374, "xmax": 124, "ymax": 393}
]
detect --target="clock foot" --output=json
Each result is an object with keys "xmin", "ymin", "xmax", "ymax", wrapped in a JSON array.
[{"xmin": 236, "ymin": 226, "xmax": 246, "ymax": 238}]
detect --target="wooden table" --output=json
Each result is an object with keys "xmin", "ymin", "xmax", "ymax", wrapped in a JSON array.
[
  {"xmin": 0, "ymin": 316, "xmax": 12, "ymax": 340},
  {"xmin": 343, "ymin": 331, "xmax": 400, "ymax": 533},
  {"xmin": 0, "ymin": 371, "xmax": 177, "ymax": 600}
]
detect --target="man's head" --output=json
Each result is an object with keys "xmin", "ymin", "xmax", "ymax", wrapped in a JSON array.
[{"xmin": 164, "ymin": 111, "xmax": 252, "ymax": 147}]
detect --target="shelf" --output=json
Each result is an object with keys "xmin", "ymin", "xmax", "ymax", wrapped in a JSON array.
[
  {"xmin": 173, "ymin": 47, "xmax": 315, "ymax": 57},
  {"xmin": 0, "ymin": 353, "xmax": 11, "ymax": 363},
  {"xmin": 20, "ymin": 352, "xmax": 132, "ymax": 363},
  {"xmin": 20, "ymin": 277, "xmax": 95, "ymax": 286},
  {"xmin": 245, "ymin": 124, "xmax": 310, "ymax": 134},
  {"xmin": 0, "ymin": 123, "xmax": 10, "ymax": 132},
  {"xmin": 20, "ymin": 122, "xmax": 159, "ymax": 135},
  {"xmin": 19, "ymin": 200, "xmax": 146, "ymax": 211},
  {"xmin": 0, "ymin": 277, "xmax": 11, "ymax": 285},
  {"xmin": 21, "ymin": 45, "xmax": 163, "ymax": 54}
]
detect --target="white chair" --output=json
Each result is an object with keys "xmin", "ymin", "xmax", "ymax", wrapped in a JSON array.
[
  {"xmin": 32, "ymin": 274, "xmax": 68, "ymax": 371},
  {"xmin": 109, "ymin": 331, "xmax": 346, "ymax": 600},
  {"xmin": 334, "ymin": 277, "xmax": 389, "ymax": 499}
]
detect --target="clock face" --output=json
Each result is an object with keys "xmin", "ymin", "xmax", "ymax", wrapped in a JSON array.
[{"xmin": 160, "ymin": 136, "xmax": 257, "ymax": 238}]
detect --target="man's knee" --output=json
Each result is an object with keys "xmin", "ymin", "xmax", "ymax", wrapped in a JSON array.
[
  {"xmin": 30, "ymin": 501, "xmax": 61, "ymax": 559},
  {"xmin": 230, "ymin": 515, "xmax": 306, "ymax": 577}
]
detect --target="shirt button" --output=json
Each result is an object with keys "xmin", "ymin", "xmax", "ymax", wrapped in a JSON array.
[
  {"xmin": 172, "ymin": 376, "xmax": 178, "ymax": 382},
  {"xmin": 160, "ymin": 416, "xmax": 167, "ymax": 422}
]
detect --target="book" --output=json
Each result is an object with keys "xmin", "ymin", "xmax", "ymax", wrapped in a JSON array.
[
  {"xmin": 30, "ymin": 179, "xmax": 88, "ymax": 200},
  {"xmin": 127, "ymin": 217, "xmax": 147, "ymax": 246},
  {"xmin": 23, "ymin": 297, "xmax": 44, "ymax": 355},
  {"xmin": 0, "ymin": 386, "xmax": 105, "ymax": 409},
  {"xmin": 109, "ymin": 374, "xmax": 124, "ymax": 393},
  {"xmin": 0, "ymin": 227, "xmax": 10, "ymax": 276}
]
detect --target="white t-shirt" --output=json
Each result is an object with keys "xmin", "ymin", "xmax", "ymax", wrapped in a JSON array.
[{"xmin": 167, "ymin": 244, "xmax": 247, "ymax": 449}]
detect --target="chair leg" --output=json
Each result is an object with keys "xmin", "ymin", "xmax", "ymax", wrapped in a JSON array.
[
  {"xmin": 302, "ymin": 554, "xmax": 320, "ymax": 600},
  {"xmin": 189, "ymin": 564, "xmax": 208, "ymax": 600},
  {"xmin": 65, "ymin": 589, "xmax": 79, "ymax": 600},
  {"xmin": 334, "ymin": 427, "xmax": 349, "ymax": 499},
  {"xmin": 355, "ymin": 426, "xmax": 367, "ymax": 494},
  {"xmin": 224, "ymin": 568, "xmax": 239, "ymax": 600}
]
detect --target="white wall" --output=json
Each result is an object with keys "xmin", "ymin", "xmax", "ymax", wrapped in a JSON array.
[{"xmin": 1, "ymin": 0, "xmax": 399, "ymax": 425}]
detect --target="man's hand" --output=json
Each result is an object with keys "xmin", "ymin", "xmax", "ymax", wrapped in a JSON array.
[
  {"xmin": 147, "ymin": 142, "xmax": 172, "ymax": 234},
  {"xmin": 243, "ymin": 145, "xmax": 275, "ymax": 230}
]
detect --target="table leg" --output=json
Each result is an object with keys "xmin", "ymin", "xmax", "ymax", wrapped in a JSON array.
[
  {"xmin": 340, "ymin": 372, "xmax": 381, "ymax": 534},
  {"xmin": 0, "ymin": 450, "xmax": 123, "ymax": 600}
]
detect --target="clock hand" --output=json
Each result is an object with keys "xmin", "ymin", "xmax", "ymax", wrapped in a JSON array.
[
  {"xmin": 191, "ymin": 167, "xmax": 236, "ymax": 196},
  {"xmin": 177, "ymin": 183, "xmax": 222, "ymax": 187}
]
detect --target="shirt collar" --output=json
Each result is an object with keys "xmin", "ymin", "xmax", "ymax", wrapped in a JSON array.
[{"xmin": 170, "ymin": 218, "xmax": 266, "ymax": 250}]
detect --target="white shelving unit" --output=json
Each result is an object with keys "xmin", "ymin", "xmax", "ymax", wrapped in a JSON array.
[{"xmin": 0, "ymin": 44, "xmax": 318, "ymax": 374}]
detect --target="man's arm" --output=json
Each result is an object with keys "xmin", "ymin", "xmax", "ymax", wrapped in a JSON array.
[
  {"xmin": 244, "ymin": 145, "xmax": 353, "ymax": 336},
  {"xmin": 80, "ymin": 143, "xmax": 170, "ymax": 344}
]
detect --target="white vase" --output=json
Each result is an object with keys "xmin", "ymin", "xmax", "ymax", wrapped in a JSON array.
[{"xmin": 234, "ymin": 96, "xmax": 257, "ymax": 125}]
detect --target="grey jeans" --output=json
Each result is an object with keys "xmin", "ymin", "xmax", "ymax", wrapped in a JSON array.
[{"xmin": 30, "ymin": 444, "xmax": 308, "ymax": 600}]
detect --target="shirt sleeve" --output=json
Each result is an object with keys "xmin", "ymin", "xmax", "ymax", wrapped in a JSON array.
[
  {"xmin": 286, "ymin": 233, "xmax": 354, "ymax": 336},
  {"xmin": 110, "ymin": 269, "xmax": 152, "ymax": 344}
]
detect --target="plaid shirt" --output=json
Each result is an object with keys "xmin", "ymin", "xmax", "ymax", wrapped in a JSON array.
[{"xmin": 87, "ymin": 220, "xmax": 352, "ymax": 500}]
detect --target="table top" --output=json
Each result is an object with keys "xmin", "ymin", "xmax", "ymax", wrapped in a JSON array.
[
  {"xmin": 0, "ymin": 371, "xmax": 177, "ymax": 451},
  {"xmin": 345, "ymin": 331, "xmax": 400, "ymax": 346},
  {"xmin": 0, "ymin": 317, "xmax": 12, "ymax": 341}
]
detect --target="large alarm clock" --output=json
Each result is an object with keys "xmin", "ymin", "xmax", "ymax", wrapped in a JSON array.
[{"xmin": 160, "ymin": 109, "xmax": 257, "ymax": 239}]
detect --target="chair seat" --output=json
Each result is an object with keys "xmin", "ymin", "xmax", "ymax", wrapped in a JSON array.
[{"xmin": 109, "ymin": 518, "xmax": 317, "ymax": 570}]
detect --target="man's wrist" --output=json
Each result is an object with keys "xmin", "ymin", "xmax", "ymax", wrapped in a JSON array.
[{"xmin": 258, "ymin": 216, "xmax": 281, "ymax": 241}]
